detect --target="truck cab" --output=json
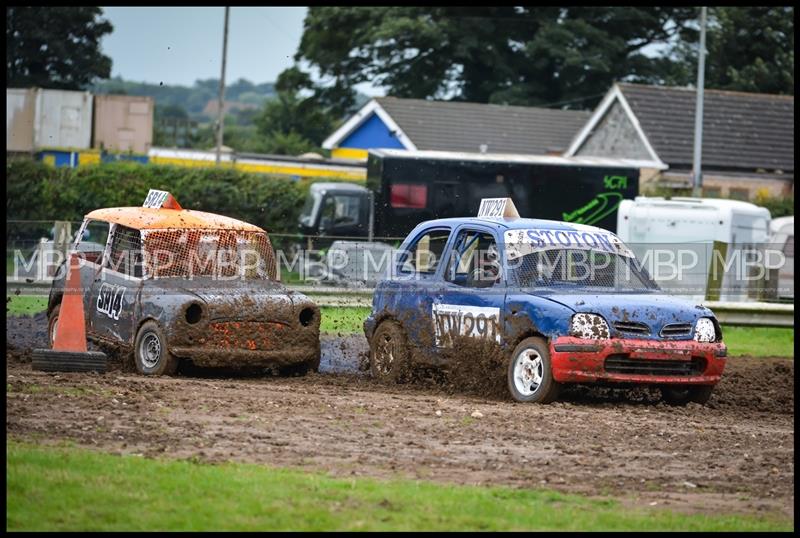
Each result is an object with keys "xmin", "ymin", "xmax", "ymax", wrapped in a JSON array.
[{"xmin": 298, "ymin": 182, "xmax": 371, "ymax": 241}]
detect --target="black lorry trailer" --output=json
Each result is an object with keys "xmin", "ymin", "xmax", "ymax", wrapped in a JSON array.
[{"xmin": 298, "ymin": 149, "xmax": 645, "ymax": 244}]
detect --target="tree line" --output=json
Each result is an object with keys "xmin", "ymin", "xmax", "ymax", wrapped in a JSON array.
[{"xmin": 7, "ymin": 6, "xmax": 794, "ymax": 156}]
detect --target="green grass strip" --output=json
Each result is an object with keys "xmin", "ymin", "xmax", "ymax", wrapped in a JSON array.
[
  {"xmin": 6, "ymin": 294, "xmax": 48, "ymax": 316},
  {"xmin": 6, "ymin": 441, "xmax": 791, "ymax": 531},
  {"xmin": 721, "ymin": 326, "xmax": 794, "ymax": 357},
  {"xmin": 320, "ymin": 306, "xmax": 371, "ymax": 335}
]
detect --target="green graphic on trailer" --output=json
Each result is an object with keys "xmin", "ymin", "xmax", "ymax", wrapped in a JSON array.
[
  {"xmin": 603, "ymin": 175, "xmax": 628, "ymax": 190},
  {"xmin": 562, "ymin": 174, "xmax": 629, "ymax": 226},
  {"xmin": 562, "ymin": 192, "xmax": 625, "ymax": 226}
]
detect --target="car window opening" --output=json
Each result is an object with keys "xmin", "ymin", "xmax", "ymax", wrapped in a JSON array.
[
  {"xmin": 512, "ymin": 248, "xmax": 658, "ymax": 292},
  {"xmin": 139, "ymin": 228, "xmax": 277, "ymax": 280}
]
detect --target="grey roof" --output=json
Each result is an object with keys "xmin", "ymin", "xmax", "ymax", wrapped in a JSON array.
[
  {"xmin": 375, "ymin": 97, "xmax": 591, "ymax": 155},
  {"xmin": 617, "ymin": 83, "xmax": 794, "ymax": 174}
]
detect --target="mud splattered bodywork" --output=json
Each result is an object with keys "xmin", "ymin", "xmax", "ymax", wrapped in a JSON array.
[
  {"xmin": 365, "ymin": 216, "xmax": 726, "ymax": 392},
  {"xmin": 47, "ymin": 203, "xmax": 320, "ymax": 371},
  {"xmin": 137, "ymin": 279, "xmax": 320, "ymax": 368}
]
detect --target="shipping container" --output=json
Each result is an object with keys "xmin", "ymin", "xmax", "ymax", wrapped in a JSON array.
[
  {"xmin": 32, "ymin": 88, "xmax": 94, "ymax": 150},
  {"xmin": 6, "ymin": 88, "xmax": 37, "ymax": 152},
  {"xmin": 93, "ymin": 94, "xmax": 154, "ymax": 153}
]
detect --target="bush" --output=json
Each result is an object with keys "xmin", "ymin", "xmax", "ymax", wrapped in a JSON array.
[
  {"xmin": 753, "ymin": 189, "xmax": 794, "ymax": 218},
  {"xmin": 6, "ymin": 160, "xmax": 308, "ymax": 235}
]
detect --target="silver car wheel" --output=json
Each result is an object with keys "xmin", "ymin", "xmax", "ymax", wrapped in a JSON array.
[
  {"xmin": 513, "ymin": 349, "xmax": 543, "ymax": 396},
  {"xmin": 139, "ymin": 331, "xmax": 162, "ymax": 369}
]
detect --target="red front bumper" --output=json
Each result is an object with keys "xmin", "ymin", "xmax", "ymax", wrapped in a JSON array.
[{"xmin": 550, "ymin": 336, "xmax": 726, "ymax": 386}]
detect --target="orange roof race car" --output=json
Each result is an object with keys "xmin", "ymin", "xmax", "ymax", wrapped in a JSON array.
[{"xmin": 47, "ymin": 190, "xmax": 320, "ymax": 375}]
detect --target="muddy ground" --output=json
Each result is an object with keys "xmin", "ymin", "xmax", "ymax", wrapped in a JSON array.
[{"xmin": 6, "ymin": 313, "xmax": 795, "ymax": 520}]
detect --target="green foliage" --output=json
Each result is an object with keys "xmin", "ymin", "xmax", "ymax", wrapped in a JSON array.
[
  {"xmin": 157, "ymin": 104, "xmax": 189, "ymax": 120},
  {"xmin": 754, "ymin": 190, "xmax": 794, "ymax": 218},
  {"xmin": 6, "ymin": 7, "xmax": 113, "ymax": 90},
  {"xmin": 153, "ymin": 104, "xmax": 202, "ymax": 148},
  {"xmin": 262, "ymin": 131, "xmax": 319, "ymax": 156},
  {"xmin": 7, "ymin": 441, "xmax": 792, "ymax": 531},
  {"xmin": 5, "ymin": 159, "xmax": 53, "ymax": 220},
  {"xmin": 293, "ymin": 7, "xmax": 700, "ymax": 111},
  {"xmin": 254, "ymin": 67, "xmax": 333, "ymax": 154},
  {"xmin": 92, "ymin": 77, "xmax": 276, "ymax": 120},
  {"xmin": 256, "ymin": 87, "xmax": 331, "ymax": 144},
  {"xmin": 6, "ymin": 160, "xmax": 307, "ymax": 235},
  {"xmin": 92, "ymin": 74, "xmax": 370, "ymax": 153},
  {"xmin": 293, "ymin": 7, "xmax": 794, "ymax": 111},
  {"xmin": 640, "ymin": 185, "xmax": 794, "ymax": 219},
  {"xmin": 222, "ymin": 125, "xmax": 271, "ymax": 153},
  {"xmin": 665, "ymin": 7, "xmax": 794, "ymax": 95}
]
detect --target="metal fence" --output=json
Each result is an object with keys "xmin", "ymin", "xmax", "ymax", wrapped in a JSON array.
[{"xmin": 6, "ymin": 220, "xmax": 794, "ymax": 304}]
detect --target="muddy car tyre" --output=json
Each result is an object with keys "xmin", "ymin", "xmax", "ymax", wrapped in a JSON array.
[
  {"xmin": 507, "ymin": 337, "xmax": 560, "ymax": 403},
  {"xmin": 32, "ymin": 349, "xmax": 107, "ymax": 373},
  {"xmin": 661, "ymin": 385, "xmax": 714, "ymax": 406},
  {"xmin": 47, "ymin": 304, "xmax": 61, "ymax": 347},
  {"xmin": 370, "ymin": 320, "xmax": 411, "ymax": 383},
  {"xmin": 134, "ymin": 321, "xmax": 178, "ymax": 376}
]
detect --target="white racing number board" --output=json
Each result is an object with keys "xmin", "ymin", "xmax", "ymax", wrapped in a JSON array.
[
  {"xmin": 477, "ymin": 197, "xmax": 520, "ymax": 219},
  {"xmin": 96, "ymin": 282, "xmax": 125, "ymax": 321},
  {"xmin": 143, "ymin": 189, "xmax": 171, "ymax": 209},
  {"xmin": 432, "ymin": 303, "xmax": 502, "ymax": 347}
]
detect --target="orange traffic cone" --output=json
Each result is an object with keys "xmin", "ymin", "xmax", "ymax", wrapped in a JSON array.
[
  {"xmin": 52, "ymin": 253, "xmax": 87, "ymax": 352},
  {"xmin": 32, "ymin": 252, "xmax": 106, "ymax": 373}
]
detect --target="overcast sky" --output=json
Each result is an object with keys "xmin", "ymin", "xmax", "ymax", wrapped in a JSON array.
[
  {"xmin": 100, "ymin": 6, "xmax": 383, "ymax": 95},
  {"xmin": 99, "ymin": 6, "xmax": 305, "ymax": 85}
]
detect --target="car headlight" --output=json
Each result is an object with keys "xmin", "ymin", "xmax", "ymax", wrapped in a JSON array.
[
  {"xmin": 694, "ymin": 317, "xmax": 716, "ymax": 342},
  {"xmin": 570, "ymin": 313, "xmax": 610, "ymax": 339}
]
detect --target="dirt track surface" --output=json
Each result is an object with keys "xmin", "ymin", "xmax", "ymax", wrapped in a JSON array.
[{"xmin": 6, "ymin": 314, "xmax": 795, "ymax": 519}]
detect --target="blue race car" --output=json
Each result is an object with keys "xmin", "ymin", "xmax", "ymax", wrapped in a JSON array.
[{"xmin": 363, "ymin": 199, "xmax": 727, "ymax": 405}]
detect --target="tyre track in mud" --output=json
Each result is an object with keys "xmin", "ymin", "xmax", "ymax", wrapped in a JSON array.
[{"xmin": 6, "ymin": 313, "xmax": 795, "ymax": 519}]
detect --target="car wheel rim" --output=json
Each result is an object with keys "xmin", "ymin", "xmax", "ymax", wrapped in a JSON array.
[
  {"xmin": 374, "ymin": 332, "xmax": 395, "ymax": 375},
  {"xmin": 513, "ymin": 349, "xmax": 543, "ymax": 396},
  {"xmin": 140, "ymin": 332, "xmax": 162, "ymax": 369}
]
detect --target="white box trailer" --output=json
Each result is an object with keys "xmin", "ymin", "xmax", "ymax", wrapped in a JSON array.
[
  {"xmin": 769, "ymin": 216, "xmax": 794, "ymax": 301},
  {"xmin": 5, "ymin": 88, "xmax": 93, "ymax": 151},
  {"xmin": 616, "ymin": 197, "xmax": 772, "ymax": 301}
]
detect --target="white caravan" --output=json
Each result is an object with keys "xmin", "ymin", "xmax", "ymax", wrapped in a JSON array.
[{"xmin": 616, "ymin": 197, "xmax": 772, "ymax": 301}]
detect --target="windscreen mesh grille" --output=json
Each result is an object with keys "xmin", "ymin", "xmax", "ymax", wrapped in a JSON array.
[{"xmin": 140, "ymin": 228, "xmax": 277, "ymax": 280}]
